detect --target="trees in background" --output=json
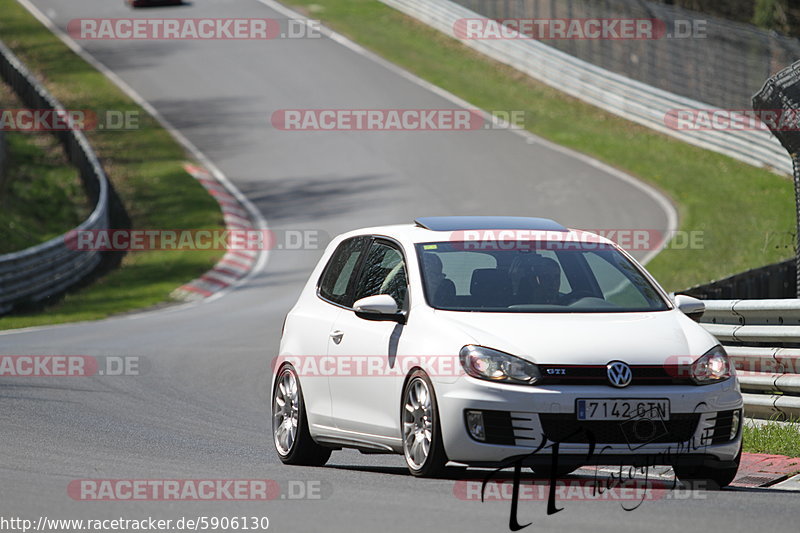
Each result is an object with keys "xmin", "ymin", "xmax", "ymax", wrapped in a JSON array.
[{"xmin": 657, "ymin": 0, "xmax": 800, "ymax": 38}]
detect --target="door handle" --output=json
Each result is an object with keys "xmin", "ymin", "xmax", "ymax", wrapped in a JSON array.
[{"xmin": 330, "ymin": 330, "xmax": 344, "ymax": 344}]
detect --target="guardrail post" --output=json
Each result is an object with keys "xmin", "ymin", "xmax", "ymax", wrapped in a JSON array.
[{"xmin": 794, "ymin": 154, "xmax": 800, "ymax": 298}]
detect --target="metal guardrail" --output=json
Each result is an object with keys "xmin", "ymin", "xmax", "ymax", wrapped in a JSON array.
[
  {"xmin": 0, "ymin": 40, "xmax": 109, "ymax": 314},
  {"xmin": 700, "ymin": 299, "xmax": 800, "ymax": 420},
  {"xmin": 380, "ymin": 0, "xmax": 793, "ymax": 175}
]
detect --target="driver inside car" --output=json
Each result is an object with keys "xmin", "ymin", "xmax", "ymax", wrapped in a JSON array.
[
  {"xmin": 530, "ymin": 257, "xmax": 562, "ymax": 304},
  {"xmin": 510, "ymin": 254, "xmax": 563, "ymax": 305},
  {"xmin": 422, "ymin": 253, "xmax": 456, "ymax": 306}
]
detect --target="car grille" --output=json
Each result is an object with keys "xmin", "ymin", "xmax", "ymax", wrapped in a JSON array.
[
  {"xmin": 537, "ymin": 364, "xmax": 693, "ymax": 386},
  {"xmin": 538, "ymin": 413, "xmax": 701, "ymax": 445}
]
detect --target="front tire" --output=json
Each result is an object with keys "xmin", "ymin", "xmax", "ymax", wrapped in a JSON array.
[
  {"xmin": 401, "ymin": 370, "xmax": 448, "ymax": 477},
  {"xmin": 272, "ymin": 364, "xmax": 331, "ymax": 466}
]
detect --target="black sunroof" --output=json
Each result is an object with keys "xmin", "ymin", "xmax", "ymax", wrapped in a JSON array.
[{"xmin": 414, "ymin": 216, "xmax": 567, "ymax": 232}]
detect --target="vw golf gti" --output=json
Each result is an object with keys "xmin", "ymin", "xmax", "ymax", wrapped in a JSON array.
[{"xmin": 272, "ymin": 217, "xmax": 742, "ymax": 486}]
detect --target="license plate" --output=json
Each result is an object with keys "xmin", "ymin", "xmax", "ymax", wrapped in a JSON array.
[{"xmin": 576, "ymin": 399, "xmax": 670, "ymax": 421}]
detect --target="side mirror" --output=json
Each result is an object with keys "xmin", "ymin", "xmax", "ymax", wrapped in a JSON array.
[
  {"xmin": 353, "ymin": 294, "xmax": 406, "ymax": 324},
  {"xmin": 674, "ymin": 294, "xmax": 705, "ymax": 322}
]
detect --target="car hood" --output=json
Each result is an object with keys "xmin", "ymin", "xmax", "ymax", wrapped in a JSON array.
[{"xmin": 436, "ymin": 309, "xmax": 713, "ymax": 365}]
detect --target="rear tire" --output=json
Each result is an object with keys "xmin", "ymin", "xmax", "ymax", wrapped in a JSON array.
[
  {"xmin": 272, "ymin": 364, "xmax": 331, "ymax": 466},
  {"xmin": 402, "ymin": 370, "xmax": 448, "ymax": 477},
  {"xmin": 674, "ymin": 448, "xmax": 741, "ymax": 489}
]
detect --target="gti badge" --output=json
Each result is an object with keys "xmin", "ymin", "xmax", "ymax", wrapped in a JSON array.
[{"xmin": 607, "ymin": 361, "xmax": 632, "ymax": 388}]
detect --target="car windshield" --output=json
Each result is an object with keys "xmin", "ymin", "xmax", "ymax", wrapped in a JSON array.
[{"xmin": 415, "ymin": 241, "xmax": 669, "ymax": 313}]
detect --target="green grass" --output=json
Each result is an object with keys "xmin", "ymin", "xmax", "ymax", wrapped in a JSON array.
[
  {"xmin": 0, "ymin": 0, "xmax": 224, "ymax": 330},
  {"xmin": 287, "ymin": 0, "xmax": 795, "ymax": 291},
  {"xmin": 0, "ymin": 80, "xmax": 90, "ymax": 252},
  {"xmin": 743, "ymin": 419, "xmax": 800, "ymax": 459},
  {"xmin": 0, "ymin": 132, "xmax": 88, "ymax": 253}
]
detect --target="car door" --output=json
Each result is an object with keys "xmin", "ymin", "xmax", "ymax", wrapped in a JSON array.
[
  {"xmin": 292, "ymin": 236, "xmax": 368, "ymax": 430},
  {"xmin": 328, "ymin": 238, "xmax": 409, "ymax": 440}
]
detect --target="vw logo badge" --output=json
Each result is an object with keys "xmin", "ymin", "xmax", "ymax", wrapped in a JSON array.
[{"xmin": 607, "ymin": 361, "xmax": 633, "ymax": 388}]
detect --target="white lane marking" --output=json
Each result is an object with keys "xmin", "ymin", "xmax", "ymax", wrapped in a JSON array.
[
  {"xmin": 256, "ymin": 0, "xmax": 678, "ymax": 265},
  {"xmin": 1, "ymin": 0, "xmax": 271, "ymax": 335}
]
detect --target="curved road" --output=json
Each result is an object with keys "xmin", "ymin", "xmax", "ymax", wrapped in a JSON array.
[{"xmin": 2, "ymin": 0, "xmax": 795, "ymax": 531}]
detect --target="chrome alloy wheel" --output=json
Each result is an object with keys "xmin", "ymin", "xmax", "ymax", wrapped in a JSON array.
[
  {"xmin": 273, "ymin": 368, "xmax": 300, "ymax": 456},
  {"xmin": 402, "ymin": 378, "xmax": 433, "ymax": 470}
]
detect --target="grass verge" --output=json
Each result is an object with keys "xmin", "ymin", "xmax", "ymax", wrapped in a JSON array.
[
  {"xmin": 0, "ymin": 80, "xmax": 90, "ymax": 253},
  {"xmin": 0, "ymin": 0, "xmax": 224, "ymax": 330},
  {"xmin": 743, "ymin": 419, "xmax": 800, "ymax": 459},
  {"xmin": 0, "ymin": 87, "xmax": 91, "ymax": 253},
  {"xmin": 286, "ymin": 0, "xmax": 795, "ymax": 291},
  {"xmin": 0, "ymin": 132, "xmax": 89, "ymax": 254}
]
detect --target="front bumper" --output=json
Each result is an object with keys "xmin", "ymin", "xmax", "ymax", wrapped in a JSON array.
[{"xmin": 435, "ymin": 375, "xmax": 743, "ymax": 467}]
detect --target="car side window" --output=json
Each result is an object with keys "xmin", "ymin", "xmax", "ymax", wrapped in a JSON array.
[
  {"xmin": 354, "ymin": 241, "xmax": 408, "ymax": 308},
  {"xmin": 318, "ymin": 237, "xmax": 367, "ymax": 306}
]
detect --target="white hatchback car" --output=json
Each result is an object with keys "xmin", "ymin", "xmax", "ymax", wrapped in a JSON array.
[{"xmin": 273, "ymin": 217, "xmax": 742, "ymax": 486}]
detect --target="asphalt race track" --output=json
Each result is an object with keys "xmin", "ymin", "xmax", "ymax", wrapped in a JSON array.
[{"xmin": 1, "ymin": 0, "xmax": 797, "ymax": 531}]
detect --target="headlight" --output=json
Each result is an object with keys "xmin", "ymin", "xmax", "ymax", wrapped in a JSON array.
[
  {"xmin": 691, "ymin": 345, "xmax": 732, "ymax": 384},
  {"xmin": 459, "ymin": 345, "xmax": 541, "ymax": 384}
]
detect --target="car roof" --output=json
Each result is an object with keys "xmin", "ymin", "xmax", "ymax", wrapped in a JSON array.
[
  {"xmin": 414, "ymin": 216, "xmax": 567, "ymax": 232},
  {"xmin": 336, "ymin": 217, "xmax": 615, "ymax": 247}
]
